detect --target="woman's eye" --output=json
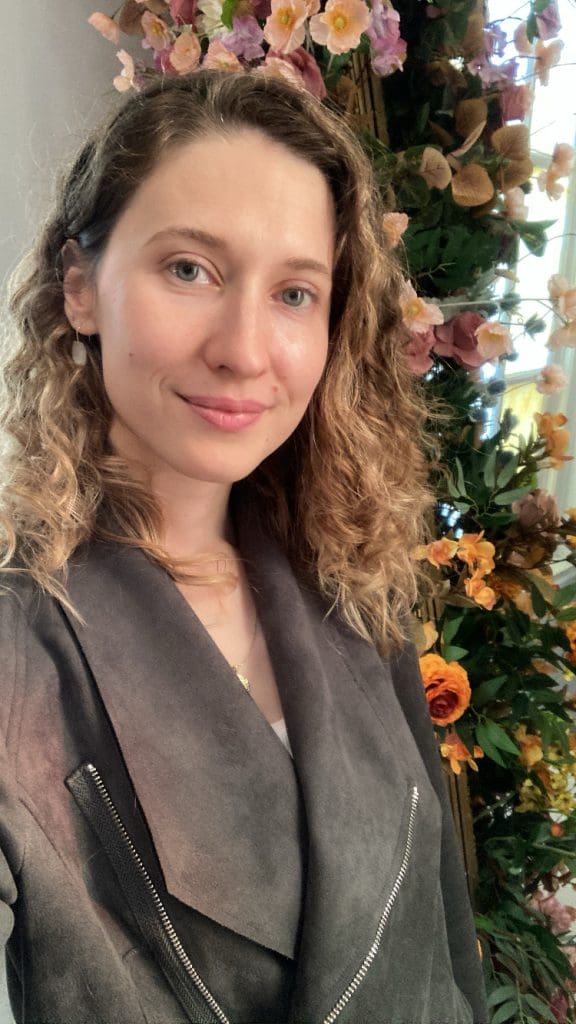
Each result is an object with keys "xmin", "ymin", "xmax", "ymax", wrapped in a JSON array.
[
  {"xmin": 168, "ymin": 260, "xmax": 208, "ymax": 283},
  {"xmin": 281, "ymin": 287, "xmax": 314, "ymax": 308}
]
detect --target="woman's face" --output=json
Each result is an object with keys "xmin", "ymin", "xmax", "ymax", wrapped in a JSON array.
[{"xmin": 66, "ymin": 129, "xmax": 335, "ymax": 489}]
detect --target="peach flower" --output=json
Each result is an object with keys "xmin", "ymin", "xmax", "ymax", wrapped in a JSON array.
[
  {"xmin": 88, "ymin": 12, "xmax": 121, "ymax": 43},
  {"xmin": 113, "ymin": 49, "xmax": 138, "ymax": 92},
  {"xmin": 202, "ymin": 38, "xmax": 243, "ymax": 69},
  {"xmin": 552, "ymin": 143, "xmax": 574, "ymax": 176},
  {"xmin": 513, "ymin": 21, "xmax": 534, "ymax": 56},
  {"xmin": 254, "ymin": 55, "xmax": 305, "ymax": 86},
  {"xmin": 309, "ymin": 0, "xmax": 370, "ymax": 55},
  {"xmin": 535, "ymin": 364, "xmax": 568, "ymax": 395},
  {"xmin": 263, "ymin": 0, "xmax": 308, "ymax": 53},
  {"xmin": 170, "ymin": 30, "xmax": 201, "ymax": 71},
  {"xmin": 415, "ymin": 537, "xmax": 459, "ymax": 569},
  {"xmin": 547, "ymin": 274, "xmax": 576, "ymax": 320},
  {"xmin": 419, "ymin": 654, "xmax": 472, "ymax": 726},
  {"xmin": 142, "ymin": 10, "xmax": 172, "ymax": 50},
  {"xmin": 418, "ymin": 147, "xmax": 452, "ymax": 190},
  {"xmin": 514, "ymin": 724, "xmax": 544, "ymax": 769},
  {"xmin": 464, "ymin": 570, "xmax": 497, "ymax": 610},
  {"xmin": 400, "ymin": 281, "xmax": 444, "ymax": 334},
  {"xmin": 535, "ymin": 38, "xmax": 563, "ymax": 86},
  {"xmin": 474, "ymin": 321, "xmax": 513, "ymax": 362},
  {"xmin": 548, "ymin": 321, "xmax": 576, "ymax": 350},
  {"xmin": 502, "ymin": 187, "xmax": 528, "ymax": 221},
  {"xmin": 382, "ymin": 211, "xmax": 409, "ymax": 248},
  {"xmin": 440, "ymin": 732, "xmax": 484, "ymax": 775},
  {"xmin": 405, "ymin": 327, "xmax": 435, "ymax": 374}
]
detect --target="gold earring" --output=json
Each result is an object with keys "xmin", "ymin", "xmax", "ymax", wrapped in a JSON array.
[{"xmin": 71, "ymin": 330, "xmax": 87, "ymax": 367}]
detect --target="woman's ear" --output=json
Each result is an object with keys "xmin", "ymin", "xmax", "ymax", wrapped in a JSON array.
[{"xmin": 61, "ymin": 239, "xmax": 99, "ymax": 335}]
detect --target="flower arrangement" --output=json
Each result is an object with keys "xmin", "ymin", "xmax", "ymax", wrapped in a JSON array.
[{"xmin": 86, "ymin": 0, "xmax": 576, "ymax": 1018}]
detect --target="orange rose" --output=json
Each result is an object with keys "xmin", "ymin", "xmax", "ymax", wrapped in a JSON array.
[{"xmin": 419, "ymin": 653, "xmax": 471, "ymax": 726}]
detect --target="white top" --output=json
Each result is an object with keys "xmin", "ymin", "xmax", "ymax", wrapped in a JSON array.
[{"xmin": 271, "ymin": 717, "xmax": 293, "ymax": 757}]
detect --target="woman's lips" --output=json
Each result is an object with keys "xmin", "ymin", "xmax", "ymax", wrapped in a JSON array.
[{"xmin": 178, "ymin": 394, "xmax": 266, "ymax": 432}]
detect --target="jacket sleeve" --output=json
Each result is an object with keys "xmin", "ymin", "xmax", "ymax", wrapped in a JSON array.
[
  {"xmin": 389, "ymin": 640, "xmax": 488, "ymax": 1024},
  {"xmin": 0, "ymin": 590, "xmax": 24, "ymax": 1023}
]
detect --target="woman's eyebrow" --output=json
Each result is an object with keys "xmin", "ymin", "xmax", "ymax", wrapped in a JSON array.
[{"xmin": 145, "ymin": 225, "xmax": 332, "ymax": 277}]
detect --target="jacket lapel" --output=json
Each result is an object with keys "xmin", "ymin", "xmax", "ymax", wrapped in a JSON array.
[
  {"xmin": 62, "ymin": 540, "xmax": 305, "ymax": 960},
  {"xmin": 238, "ymin": 507, "xmax": 435, "ymax": 1022}
]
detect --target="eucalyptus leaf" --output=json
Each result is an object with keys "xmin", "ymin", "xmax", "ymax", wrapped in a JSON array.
[
  {"xmin": 554, "ymin": 582, "xmax": 576, "ymax": 608},
  {"xmin": 493, "ymin": 485, "xmax": 533, "ymax": 506},
  {"xmin": 496, "ymin": 453, "xmax": 519, "ymax": 491},
  {"xmin": 475, "ymin": 724, "xmax": 507, "ymax": 766},
  {"xmin": 483, "ymin": 448, "xmax": 498, "ymax": 489},
  {"xmin": 486, "ymin": 986, "xmax": 518, "ymax": 1009},
  {"xmin": 491, "ymin": 999, "xmax": 519, "ymax": 1024}
]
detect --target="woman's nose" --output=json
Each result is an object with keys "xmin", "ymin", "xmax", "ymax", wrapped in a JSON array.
[{"xmin": 201, "ymin": 284, "xmax": 271, "ymax": 378}]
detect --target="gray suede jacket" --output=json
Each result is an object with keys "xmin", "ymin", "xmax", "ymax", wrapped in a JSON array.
[{"xmin": 0, "ymin": 510, "xmax": 487, "ymax": 1024}]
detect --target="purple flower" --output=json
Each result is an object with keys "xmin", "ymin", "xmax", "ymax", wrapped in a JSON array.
[
  {"xmin": 221, "ymin": 15, "xmax": 264, "ymax": 61},
  {"xmin": 536, "ymin": 0, "xmax": 561, "ymax": 41},
  {"xmin": 485, "ymin": 23, "xmax": 507, "ymax": 58},
  {"xmin": 467, "ymin": 55, "xmax": 518, "ymax": 88},
  {"xmin": 368, "ymin": 0, "xmax": 406, "ymax": 77}
]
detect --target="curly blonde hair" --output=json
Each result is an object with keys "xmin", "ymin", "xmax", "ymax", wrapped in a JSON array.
[{"xmin": 1, "ymin": 69, "xmax": 435, "ymax": 655}]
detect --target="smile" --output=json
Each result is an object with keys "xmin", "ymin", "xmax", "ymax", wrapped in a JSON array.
[{"xmin": 178, "ymin": 394, "xmax": 266, "ymax": 433}]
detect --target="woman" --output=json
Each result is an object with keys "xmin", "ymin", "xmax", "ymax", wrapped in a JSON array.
[{"xmin": 0, "ymin": 70, "xmax": 487, "ymax": 1023}]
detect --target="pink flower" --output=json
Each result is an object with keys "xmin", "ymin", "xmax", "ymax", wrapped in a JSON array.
[
  {"xmin": 512, "ymin": 488, "xmax": 561, "ymax": 530},
  {"xmin": 502, "ymin": 187, "xmax": 528, "ymax": 221},
  {"xmin": 531, "ymin": 892, "xmax": 576, "ymax": 936},
  {"xmin": 552, "ymin": 142, "xmax": 574, "ymax": 176},
  {"xmin": 382, "ymin": 212, "xmax": 409, "ymax": 248},
  {"xmin": 113, "ymin": 49, "xmax": 139, "ymax": 92},
  {"xmin": 169, "ymin": 30, "xmax": 201, "ymax": 72},
  {"xmin": 202, "ymin": 38, "xmax": 243, "ymax": 69},
  {"xmin": 405, "ymin": 327, "xmax": 435, "ymax": 374},
  {"xmin": 254, "ymin": 55, "xmax": 306, "ymax": 86},
  {"xmin": 548, "ymin": 322, "xmax": 576, "ymax": 349},
  {"xmin": 535, "ymin": 38, "xmax": 563, "ymax": 86},
  {"xmin": 400, "ymin": 281, "xmax": 444, "ymax": 334},
  {"xmin": 536, "ymin": 0, "xmax": 561, "ymax": 41},
  {"xmin": 263, "ymin": 0, "xmax": 307, "ymax": 53},
  {"xmin": 142, "ymin": 11, "xmax": 173, "ymax": 51},
  {"xmin": 367, "ymin": 0, "xmax": 407, "ymax": 76},
  {"xmin": 272, "ymin": 46, "xmax": 326, "ymax": 97},
  {"xmin": 548, "ymin": 275, "xmax": 576, "ymax": 319},
  {"xmin": 538, "ymin": 165, "xmax": 565, "ymax": 200},
  {"xmin": 535, "ymin": 364, "xmax": 569, "ymax": 394},
  {"xmin": 432, "ymin": 312, "xmax": 487, "ymax": 369},
  {"xmin": 500, "ymin": 83, "xmax": 533, "ymax": 122},
  {"xmin": 309, "ymin": 0, "xmax": 370, "ymax": 55},
  {"xmin": 223, "ymin": 15, "xmax": 265, "ymax": 59},
  {"xmin": 474, "ymin": 321, "xmax": 513, "ymax": 361},
  {"xmin": 88, "ymin": 12, "xmax": 120, "ymax": 43},
  {"xmin": 170, "ymin": 0, "xmax": 198, "ymax": 23}
]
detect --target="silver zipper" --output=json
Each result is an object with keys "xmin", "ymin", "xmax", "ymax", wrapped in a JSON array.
[
  {"xmin": 321, "ymin": 784, "xmax": 420, "ymax": 1024},
  {"xmin": 84, "ymin": 763, "xmax": 231, "ymax": 1024}
]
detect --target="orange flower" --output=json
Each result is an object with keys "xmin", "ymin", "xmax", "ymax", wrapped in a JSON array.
[
  {"xmin": 534, "ymin": 412, "xmax": 573, "ymax": 468},
  {"xmin": 564, "ymin": 619, "xmax": 576, "ymax": 665},
  {"xmin": 400, "ymin": 281, "xmax": 444, "ymax": 334},
  {"xmin": 514, "ymin": 724, "xmax": 544, "ymax": 769},
  {"xmin": 464, "ymin": 570, "xmax": 497, "ymax": 610},
  {"xmin": 309, "ymin": 0, "xmax": 370, "ymax": 55},
  {"xmin": 535, "ymin": 38, "xmax": 564, "ymax": 87},
  {"xmin": 415, "ymin": 537, "xmax": 459, "ymax": 569},
  {"xmin": 113, "ymin": 49, "xmax": 138, "ymax": 92},
  {"xmin": 456, "ymin": 531, "xmax": 496, "ymax": 574},
  {"xmin": 419, "ymin": 654, "xmax": 471, "ymax": 726},
  {"xmin": 547, "ymin": 274, "xmax": 576, "ymax": 320},
  {"xmin": 263, "ymin": 0, "xmax": 308, "ymax": 53},
  {"xmin": 142, "ymin": 10, "xmax": 172, "ymax": 50},
  {"xmin": 440, "ymin": 731, "xmax": 484, "ymax": 775},
  {"xmin": 202, "ymin": 39, "xmax": 243, "ymax": 70},
  {"xmin": 548, "ymin": 321, "xmax": 576, "ymax": 350}
]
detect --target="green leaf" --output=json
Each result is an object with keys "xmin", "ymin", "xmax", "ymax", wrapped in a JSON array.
[
  {"xmin": 472, "ymin": 675, "xmax": 508, "ymax": 706},
  {"xmin": 483, "ymin": 448, "xmax": 498, "ymax": 489},
  {"xmin": 475, "ymin": 724, "xmax": 507, "ymax": 766},
  {"xmin": 492, "ymin": 999, "xmax": 519, "ymax": 1024},
  {"xmin": 442, "ymin": 645, "xmax": 469, "ymax": 661},
  {"xmin": 455, "ymin": 457, "xmax": 466, "ymax": 496},
  {"xmin": 479, "ymin": 719, "xmax": 520, "ymax": 755},
  {"xmin": 487, "ymin": 986, "xmax": 518, "ymax": 1009},
  {"xmin": 555, "ymin": 607, "xmax": 576, "ymax": 622},
  {"xmin": 515, "ymin": 219, "xmax": 556, "ymax": 257},
  {"xmin": 220, "ymin": 0, "xmax": 237, "ymax": 28},
  {"xmin": 442, "ymin": 615, "xmax": 465, "ymax": 646},
  {"xmin": 493, "ymin": 485, "xmax": 533, "ymax": 506},
  {"xmin": 554, "ymin": 582, "xmax": 576, "ymax": 607},
  {"xmin": 496, "ymin": 453, "xmax": 519, "ymax": 491},
  {"xmin": 522, "ymin": 993, "xmax": 557, "ymax": 1021}
]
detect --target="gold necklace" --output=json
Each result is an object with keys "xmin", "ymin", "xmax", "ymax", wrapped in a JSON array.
[{"xmin": 231, "ymin": 610, "xmax": 259, "ymax": 693}]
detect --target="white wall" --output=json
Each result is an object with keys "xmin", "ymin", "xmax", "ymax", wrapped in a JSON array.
[{"xmin": 1, "ymin": 4, "xmax": 122, "ymax": 1021}]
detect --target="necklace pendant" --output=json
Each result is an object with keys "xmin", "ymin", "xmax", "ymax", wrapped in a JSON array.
[{"xmin": 234, "ymin": 667, "xmax": 251, "ymax": 693}]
